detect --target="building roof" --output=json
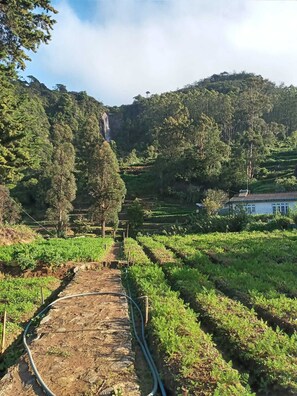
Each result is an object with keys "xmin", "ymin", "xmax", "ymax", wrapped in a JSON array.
[{"xmin": 229, "ymin": 191, "xmax": 297, "ymax": 203}]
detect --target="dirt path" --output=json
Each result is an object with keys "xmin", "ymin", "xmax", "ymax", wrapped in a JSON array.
[
  {"xmin": 0, "ymin": 267, "xmax": 141, "ymax": 396},
  {"xmin": 104, "ymin": 242, "xmax": 122, "ymax": 263}
]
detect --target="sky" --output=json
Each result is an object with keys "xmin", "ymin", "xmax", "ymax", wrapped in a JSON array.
[{"xmin": 23, "ymin": 0, "xmax": 297, "ymax": 106}]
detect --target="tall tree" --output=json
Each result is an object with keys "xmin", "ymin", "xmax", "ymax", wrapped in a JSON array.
[
  {"xmin": 0, "ymin": 0, "xmax": 57, "ymax": 72},
  {"xmin": 0, "ymin": 185, "xmax": 20, "ymax": 224},
  {"xmin": 46, "ymin": 123, "xmax": 76, "ymax": 237},
  {"xmin": 0, "ymin": 0, "xmax": 56, "ymax": 221},
  {"xmin": 0, "ymin": 77, "xmax": 35, "ymax": 184},
  {"xmin": 182, "ymin": 114, "xmax": 230, "ymax": 186},
  {"xmin": 89, "ymin": 141, "xmax": 126, "ymax": 237},
  {"xmin": 76, "ymin": 113, "xmax": 103, "ymax": 194}
]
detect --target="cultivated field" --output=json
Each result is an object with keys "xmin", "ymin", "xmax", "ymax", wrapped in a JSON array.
[{"xmin": 124, "ymin": 231, "xmax": 297, "ymax": 395}]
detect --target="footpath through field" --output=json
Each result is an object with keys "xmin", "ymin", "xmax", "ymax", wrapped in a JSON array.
[{"xmin": 0, "ymin": 247, "xmax": 140, "ymax": 396}]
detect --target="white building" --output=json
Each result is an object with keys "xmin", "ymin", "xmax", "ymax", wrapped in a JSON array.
[{"xmin": 228, "ymin": 190, "xmax": 297, "ymax": 215}]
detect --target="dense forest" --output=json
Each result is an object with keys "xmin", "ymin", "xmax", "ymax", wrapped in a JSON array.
[{"xmin": 111, "ymin": 71, "xmax": 297, "ymax": 201}]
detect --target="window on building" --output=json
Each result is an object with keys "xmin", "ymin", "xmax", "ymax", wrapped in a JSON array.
[
  {"xmin": 245, "ymin": 204, "xmax": 256, "ymax": 214},
  {"xmin": 272, "ymin": 202, "xmax": 288, "ymax": 215}
]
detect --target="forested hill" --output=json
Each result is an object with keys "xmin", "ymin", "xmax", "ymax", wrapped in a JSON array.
[
  {"xmin": 2, "ymin": 71, "xmax": 297, "ymax": 224},
  {"xmin": 110, "ymin": 72, "xmax": 297, "ymax": 199}
]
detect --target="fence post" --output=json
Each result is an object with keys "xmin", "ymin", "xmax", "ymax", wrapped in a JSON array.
[
  {"xmin": 138, "ymin": 296, "xmax": 149, "ymax": 325},
  {"xmin": 144, "ymin": 295, "xmax": 149, "ymax": 325}
]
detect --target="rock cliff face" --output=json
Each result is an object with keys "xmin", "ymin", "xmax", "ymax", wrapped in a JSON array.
[{"xmin": 107, "ymin": 111, "xmax": 124, "ymax": 141}]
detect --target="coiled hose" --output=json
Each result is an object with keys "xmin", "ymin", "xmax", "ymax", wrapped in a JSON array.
[{"xmin": 23, "ymin": 291, "xmax": 166, "ymax": 396}]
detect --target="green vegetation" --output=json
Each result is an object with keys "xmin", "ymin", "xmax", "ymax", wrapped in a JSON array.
[
  {"xmin": 89, "ymin": 141, "xmax": 126, "ymax": 237},
  {"xmin": 0, "ymin": 0, "xmax": 57, "ymax": 199},
  {"xmin": 112, "ymin": 73, "xmax": 297, "ymax": 200},
  {"xmin": 46, "ymin": 122, "xmax": 76, "ymax": 237},
  {"xmin": 126, "ymin": 198, "xmax": 145, "ymax": 235},
  {"xmin": 155, "ymin": 232, "xmax": 297, "ymax": 333},
  {"xmin": 0, "ymin": 0, "xmax": 57, "ymax": 72},
  {"xmin": 139, "ymin": 236, "xmax": 297, "ymax": 394},
  {"xmin": 124, "ymin": 238, "xmax": 252, "ymax": 395},
  {"xmin": 0, "ymin": 276, "xmax": 60, "ymax": 370},
  {"xmin": 0, "ymin": 237, "xmax": 113, "ymax": 270},
  {"xmin": 1, "ymin": 6, "xmax": 297, "ymax": 392},
  {"xmin": 121, "ymin": 166, "xmax": 156, "ymax": 199}
]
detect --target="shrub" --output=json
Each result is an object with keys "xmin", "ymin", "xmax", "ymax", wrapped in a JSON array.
[
  {"xmin": 186, "ymin": 212, "xmax": 249, "ymax": 234},
  {"xmin": 266, "ymin": 216, "xmax": 293, "ymax": 231},
  {"xmin": 127, "ymin": 198, "xmax": 145, "ymax": 234},
  {"xmin": 72, "ymin": 216, "xmax": 92, "ymax": 234}
]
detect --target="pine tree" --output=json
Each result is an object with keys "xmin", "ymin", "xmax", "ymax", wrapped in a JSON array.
[
  {"xmin": 46, "ymin": 123, "xmax": 76, "ymax": 237},
  {"xmin": 0, "ymin": 0, "xmax": 57, "ymax": 72},
  {"xmin": 89, "ymin": 141, "xmax": 126, "ymax": 237},
  {"xmin": 0, "ymin": 76, "xmax": 34, "ymax": 184},
  {"xmin": 76, "ymin": 113, "xmax": 103, "ymax": 194}
]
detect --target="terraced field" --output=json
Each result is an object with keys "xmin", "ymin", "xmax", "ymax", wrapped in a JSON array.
[
  {"xmin": 251, "ymin": 148, "xmax": 297, "ymax": 193},
  {"xmin": 124, "ymin": 231, "xmax": 297, "ymax": 395}
]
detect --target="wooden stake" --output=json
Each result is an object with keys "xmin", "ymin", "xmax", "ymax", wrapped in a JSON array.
[
  {"xmin": 1, "ymin": 310, "xmax": 7, "ymax": 354},
  {"xmin": 40, "ymin": 287, "xmax": 44, "ymax": 305},
  {"xmin": 144, "ymin": 295, "xmax": 149, "ymax": 325},
  {"xmin": 138, "ymin": 296, "xmax": 149, "ymax": 325}
]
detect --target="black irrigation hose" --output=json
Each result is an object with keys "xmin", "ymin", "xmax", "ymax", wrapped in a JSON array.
[
  {"xmin": 23, "ymin": 291, "xmax": 165, "ymax": 396},
  {"xmin": 124, "ymin": 268, "xmax": 167, "ymax": 396}
]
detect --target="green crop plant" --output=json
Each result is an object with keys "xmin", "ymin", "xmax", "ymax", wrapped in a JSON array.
[
  {"xmin": 124, "ymin": 238, "xmax": 253, "ymax": 395},
  {"xmin": 155, "ymin": 232, "xmax": 297, "ymax": 333},
  {"xmin": 140, "ymin": 235, "xmax": 297, "ymax": 394},
  {"xmin": 0, "ymin": 237, "xmax": 113, "ymax": 270},
  {"xmin": 0, "ymin": 276, "xmax": 60, "ymax": 371}
]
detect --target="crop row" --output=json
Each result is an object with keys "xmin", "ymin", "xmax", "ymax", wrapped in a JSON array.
[
  {"xmin": 0, "ymin": 237, "xmax": 113, "ymax": 270},
  {"xmin": 124, "ymin": 238, "xmax": 252, "ymax": 395},
  {"xmin": 177, "ymin": 231, "xmax": 297, "ymax": 284},
  {"xmin": 0, "ymin": 277, "xmax": 60, "ymax": 371},
  {"xmin": 155, "ymin": 234, "xmax": 297, "ymax": 333},
  {"xmin": 138, "ymin": 236, "xmax": 297, "ymax": 395}
]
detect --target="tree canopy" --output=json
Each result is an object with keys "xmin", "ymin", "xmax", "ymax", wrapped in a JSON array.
[
  {"xmin": 89, "ymin": 141, "xmax": 126, "ymax": 237},
  {"xmin": 0, "ymin": 0, "xmax": 57, "ymax": 72}
]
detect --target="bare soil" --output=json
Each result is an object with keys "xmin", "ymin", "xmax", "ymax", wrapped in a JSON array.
[{"xmin": 0, "ymin": 267, "xmax": 141, "ymax": 396}]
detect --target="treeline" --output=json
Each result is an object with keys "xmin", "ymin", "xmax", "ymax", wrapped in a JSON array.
[{"xmin": 111, "ymin": 72, "xmax": 297, "ymax": 201}]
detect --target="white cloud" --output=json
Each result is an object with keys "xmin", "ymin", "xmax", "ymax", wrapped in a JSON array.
[{"xmin": 24, "ymin": 0, "xmax": 297, "ymax": 105}]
